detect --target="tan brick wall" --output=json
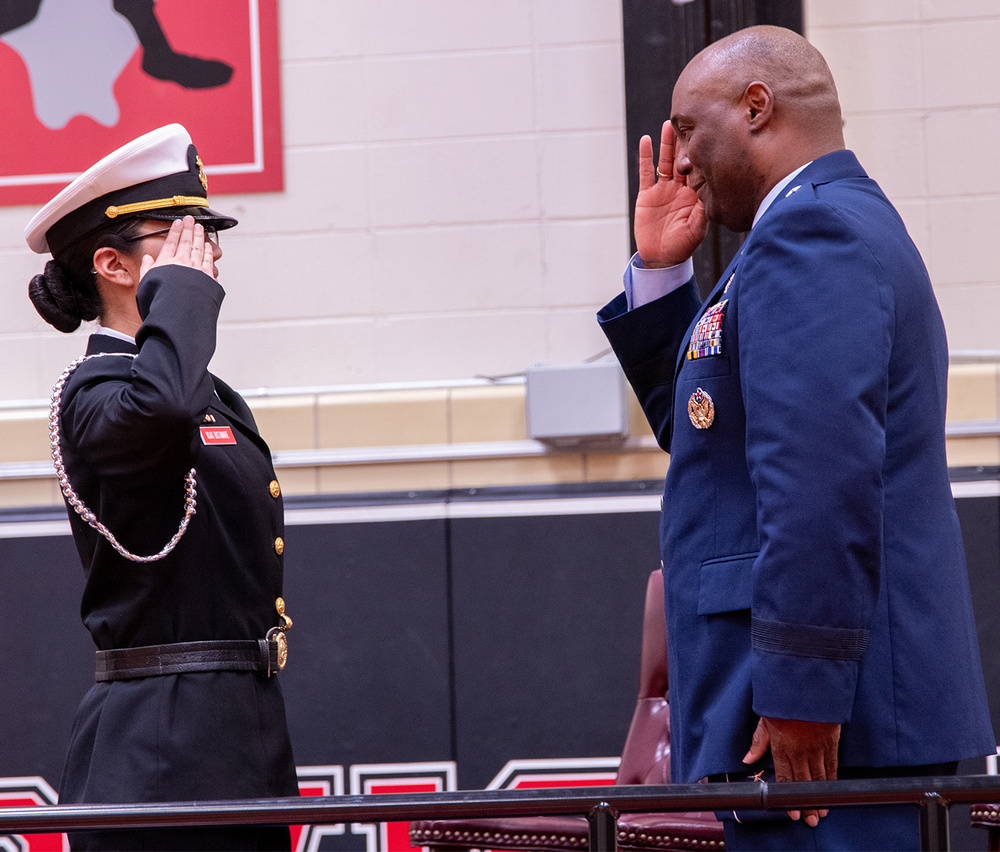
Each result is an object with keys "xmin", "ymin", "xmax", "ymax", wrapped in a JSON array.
[
  {"xmin": 1, "ymin": 364, "xmax": 994, "ymax": 508},
  {"xmin": 805, "ymin": 0, "xmax": 1000, "ymax": 353}
]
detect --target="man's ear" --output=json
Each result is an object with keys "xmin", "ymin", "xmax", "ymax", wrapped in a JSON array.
[
  {"xmin": 745, "ymin": 81, "xmax": 774, "ymax": 131},
  {"xmin": 92, "ymin": 246, "xmax": 136, "ymax": 286}
]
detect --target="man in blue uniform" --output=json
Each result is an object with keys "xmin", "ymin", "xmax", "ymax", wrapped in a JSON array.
[{"xmin": 598, "ymin": 25, "xmax": 994, "ymax": 850}]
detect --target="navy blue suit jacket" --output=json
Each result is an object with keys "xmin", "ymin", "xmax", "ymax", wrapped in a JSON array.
[{"xmin": 599, "ymin": 150, "xmax": 994, "ymax": 783}]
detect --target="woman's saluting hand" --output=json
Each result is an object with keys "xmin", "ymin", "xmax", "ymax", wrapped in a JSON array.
[{"xmin": 140, "ymin": 215, "xmax": 219, "ymax": 281}]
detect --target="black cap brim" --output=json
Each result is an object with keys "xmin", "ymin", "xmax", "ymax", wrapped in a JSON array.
[{"xmin": 142, "ymin": 206, "xmax": 238, "ymax": 231}]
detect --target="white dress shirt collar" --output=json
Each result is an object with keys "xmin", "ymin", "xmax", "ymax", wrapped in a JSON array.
[{"xmin": 94, "ymin": 326, "xmax": 136, "ymax": 345}]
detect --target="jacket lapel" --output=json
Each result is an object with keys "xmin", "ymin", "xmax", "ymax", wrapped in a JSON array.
[
  {"xmin": 673, "ymin": 248, "xmax": 744, "ymax": 383},
  {"xmin": 208, "ymin": 375, "xmax": 275, "ymax": 458}
]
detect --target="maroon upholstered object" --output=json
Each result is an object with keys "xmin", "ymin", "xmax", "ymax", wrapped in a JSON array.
[
  {"xmin": 971, "ymin": 803, "xmax": 1000, "ymax": 827},
  {"xmin": 409, "ymin": 570, "xmax": 724, "ymax": 851},
  {"xmin": 408, "ymin": 812, "xmax": 727, "ymax": 851},
  {"xmin": 970, "ymin": 803, "xmax": 1000, "ymax": 852},
  {"xmin": 618, "ymin": 812, "xmax": 726, "ymax": 849},
  {"xmin": 409, "ymin": 816, "xmax": 589, "ymax": 850}
]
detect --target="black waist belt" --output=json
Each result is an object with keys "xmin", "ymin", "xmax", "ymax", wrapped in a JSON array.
[{"xmin": 95, "ymin": 639, "xmax": 281, "ymax": 682}]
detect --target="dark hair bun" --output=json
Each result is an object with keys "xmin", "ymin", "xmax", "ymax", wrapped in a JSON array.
[{"xmin": 28, "ymin": 260, "xmax": 98, "ymax": 333}]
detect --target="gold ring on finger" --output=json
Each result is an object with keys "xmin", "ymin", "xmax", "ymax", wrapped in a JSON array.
[{"xmin": 656, "ymin": 169, "xmax": 670, "ymax": 179}]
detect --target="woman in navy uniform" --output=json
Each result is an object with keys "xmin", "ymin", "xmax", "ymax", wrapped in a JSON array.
[{"xmin": 25, "ymin": 125, "xmax": 299, "ymax": 851}]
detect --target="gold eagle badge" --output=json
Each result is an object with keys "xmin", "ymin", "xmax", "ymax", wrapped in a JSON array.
[{"xmin": 688, "ymin": 387, "xmax": 715, "ymax": 429}]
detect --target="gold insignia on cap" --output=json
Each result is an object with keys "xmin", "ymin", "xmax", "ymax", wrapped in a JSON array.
[
  {"xmin": 688, "ymin": 387, "xmax": 715, "ymax": 429},
  {"xmin": 196, "ymin": 155, "xmax": 208, "ymax": 192}
]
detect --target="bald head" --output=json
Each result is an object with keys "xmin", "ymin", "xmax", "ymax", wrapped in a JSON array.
[
  {"xmin": 669, "ymin": 26, "xmax": 845, "ymax": 231},
  {"xmin": 692, "ymin": 26, "xmax": 844, "ymax": 145}
]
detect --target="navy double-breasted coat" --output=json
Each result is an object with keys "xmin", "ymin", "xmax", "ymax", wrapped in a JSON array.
[
  {"xmin": 56, "ymin": 265, "xmax": 298, "ymax": 848},
  {"xmin": 599, "ymin": 150, "xmax": 994, "ymax": 784}
]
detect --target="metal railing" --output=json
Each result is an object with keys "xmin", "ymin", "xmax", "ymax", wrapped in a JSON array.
[{"xmin": 2, "ymin": 775, "xmax": 1000, "ymax": 850}]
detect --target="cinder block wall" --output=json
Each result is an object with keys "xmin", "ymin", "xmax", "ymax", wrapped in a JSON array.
[
  {"xmin": 1, "ymin": 2, "xmax": 999, "ymax": 509},
  {"xmin": 805, "ymin": 0, "xmax": 1000, "ymax": 351},
  {"xmin": 0, "ymin": 382, "xmax": 668, "ymax": 508},
  {"xmin": 2, "ymin": 363, "xmax": 998, "ymax": 509},
  {"xmin": 0, "ymin": 0, "xmax": 630, "ymax": 402}
]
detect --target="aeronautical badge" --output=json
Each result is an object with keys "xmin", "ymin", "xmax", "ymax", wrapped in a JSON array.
[{"xmin": 688, "ymin": 387, "xmax": 715, "ymax": 429}]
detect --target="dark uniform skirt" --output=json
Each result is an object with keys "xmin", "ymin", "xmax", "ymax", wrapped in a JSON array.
[{"xmin": 60, "ymin": 670, "xmax": 299, "ymax": 851}]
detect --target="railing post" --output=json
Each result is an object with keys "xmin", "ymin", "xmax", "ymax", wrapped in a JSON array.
[
  {"xmin": 588, "ymin": 800, "xmax": 618, "ymax": 852},
  {"xmin": 919, "ymin": 792, "xmax": 950, "ymax": 852}
]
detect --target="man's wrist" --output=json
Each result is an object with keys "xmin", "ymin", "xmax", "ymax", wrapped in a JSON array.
[{"xmin": 627, "ymin": 255, "xmax": 696, "ymax": 309}]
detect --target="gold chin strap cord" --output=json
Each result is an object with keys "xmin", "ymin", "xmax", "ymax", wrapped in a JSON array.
[{"xmin": 105, "ymin": 196, "xmax": 209, "ymax": 218}]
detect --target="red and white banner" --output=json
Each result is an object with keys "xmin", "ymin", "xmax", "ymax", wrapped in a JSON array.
[
  {"xmin": 0, "ymin": 0, "xmax": 282, "ymax": 206},
  {"xmin": 0, "ymin": 776, "xmax": 66, "ymax": 852}
]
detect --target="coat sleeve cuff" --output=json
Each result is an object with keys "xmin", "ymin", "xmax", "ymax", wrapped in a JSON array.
[{"xmin": 751, "ymin": 617, "xmax": 867, "ymax": 722}]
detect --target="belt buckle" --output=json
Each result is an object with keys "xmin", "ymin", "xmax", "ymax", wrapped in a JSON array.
[
  {"xmin": 265, "ymin": 627, "xmax": 288, "ymax": 675},
  {"xmin": 264, "ymin": 597, "xmax": 292, "ymax": 676}
]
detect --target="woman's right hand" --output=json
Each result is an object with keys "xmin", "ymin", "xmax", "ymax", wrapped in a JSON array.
[
  {"xmin": 140, "ymin": 216, "xmax": 218, "ymax": 280},
  {"xmin": 634, "ymin": 121, "xmax": 708, "ymax": 268}
]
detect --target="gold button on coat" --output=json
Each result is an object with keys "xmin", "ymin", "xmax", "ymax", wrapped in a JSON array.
[
  {"xmin": 269, "ymin": 480, "xmax": 281, "ymax": 498},
  {"xmin": 274, "ymin": 537, "xmax": 284, "ymax": 555}
]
